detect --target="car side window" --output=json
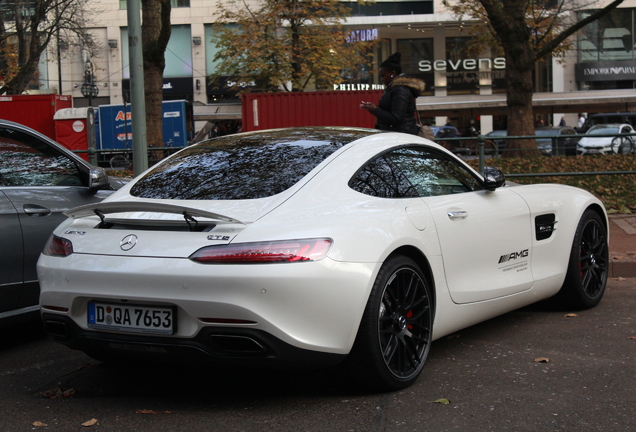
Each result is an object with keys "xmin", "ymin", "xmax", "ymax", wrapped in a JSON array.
[
  {"xmin": 0, "ymin": 127, "xmax": 83, "ymax": 187},
  {"xmin": 386, "ymin": 147, "xmax": 483, "ymax": 197},
  {"xmin": 349, "ymin": 154, "xmax": 418, "ymax": 198},
  {"xmin": 621, "ymin": 126, "xmax": 631, "ymax": 134},
  {"xmin": 350, "ymin": 146, "xmax": 483, "ymax": 198}
]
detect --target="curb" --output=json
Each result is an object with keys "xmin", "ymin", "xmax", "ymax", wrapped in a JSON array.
[{"xmin": 610, "ymin": 259, "xmax": 636, "ymax": 278}]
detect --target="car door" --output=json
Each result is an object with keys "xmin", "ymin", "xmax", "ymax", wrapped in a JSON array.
[
  {"xmin": 561, "ymin": 128, "xmax": 578, "ymax": 155},
  {"xmin": 387, "ymin": 147, "xmax": 533, "ymax": 303},
  {"xmin": 0, "ymin": 125, "xmax": 112, "ymax": 314},
  {"xmin": 0, "ymin": 191, "xmax": 23, "ymax": 314}
]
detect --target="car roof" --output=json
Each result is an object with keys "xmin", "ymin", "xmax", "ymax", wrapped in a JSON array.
[
  {"xmin": 588, "ymin": 123, "xmax": 631, "ymax": 128},
  {"xmin": 535, "ymin": 126, "xmax": 575, "ymax": 131},
  {"xmin": 589, "ymin": 112, "xmax": 636, "ymax": 117}
]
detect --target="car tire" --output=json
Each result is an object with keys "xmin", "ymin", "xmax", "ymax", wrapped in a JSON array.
[
  {"xmin": 553, "ymin": 209, "xmax": 608, "ymax": 310},
  {"xmin": 347, "ymin": 255, "xmax": 433, "ymax": 391}
]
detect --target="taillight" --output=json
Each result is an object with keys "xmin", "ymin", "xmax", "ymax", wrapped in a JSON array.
[
  {"xmin": 42, "ymin": 235, "xmax": 74, "ymax": 257},
  {"xmin": 189, "ymin": 238, "xmax": 332, "ymax": 264}
]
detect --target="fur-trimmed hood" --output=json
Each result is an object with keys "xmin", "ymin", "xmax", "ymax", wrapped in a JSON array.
[{"xmin": 389, "ymin": 75, "xmax": 426, "ymax": 96}]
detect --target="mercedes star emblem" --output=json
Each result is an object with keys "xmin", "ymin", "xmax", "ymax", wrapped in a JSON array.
[{"xmin": 120, "ymin": 234, "xmax": 138, "ymax": 251}]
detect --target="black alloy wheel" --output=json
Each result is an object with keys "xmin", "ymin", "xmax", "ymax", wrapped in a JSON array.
[
  {"xmin": 348, "ymin": 256, "xmax": 433, "ymax": 391},
  {"xmin": 554, "ymin": 209, "xmax": 608, "ymax": 309},
  {"xmin": 577, "ymin": 213, "xmax": 608, "ymax": 299}
]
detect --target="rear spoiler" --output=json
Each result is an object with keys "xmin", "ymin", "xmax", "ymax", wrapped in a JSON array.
[{"xmin": 64, "ymin": 201, "xmax": 244, "ymax": 225}]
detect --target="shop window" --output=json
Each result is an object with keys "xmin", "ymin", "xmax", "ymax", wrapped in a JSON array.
[
  {"xmin": 579, "ymin": 8, "xmax": 635, "ymax": 62},
  {"xmin": 120, "ymin": 0, "xmax": 189, "ymax": 9},
  {"xmin": 445, "ymin": 37, "xmax": 479, "ymax": 95},
  {"xmin": 396, "ymin": 39, "xmax": 434, "ymax": 96},
  {"xmin": 343, "ymin": 1, "xmax": 433, "ymax": 17}
]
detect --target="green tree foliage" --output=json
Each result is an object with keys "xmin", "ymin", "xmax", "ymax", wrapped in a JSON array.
[
  {"xmin": 210, "ymin": 0, "xmax": 376, "ymax": 92},
  {"xmin": 443, "ymin": 0, "xmax": 624, "ymax": 157},
  {"xmin": 0, "ymin": 0, "xmax": 96, "ymax": 95}
]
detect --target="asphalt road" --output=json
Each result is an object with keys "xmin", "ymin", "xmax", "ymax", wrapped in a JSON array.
[{"xmin": 1, "ymin": 278, "xmax": 634, "ymax": 432}]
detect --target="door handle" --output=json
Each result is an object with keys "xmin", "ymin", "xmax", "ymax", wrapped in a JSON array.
[
  {"xmin": 23, "ymin": 204, "xmax": 51, "ymax": 216},
  {"xmin": 447, "ymin": 210, "xmax": 468, "ymax": 220}
]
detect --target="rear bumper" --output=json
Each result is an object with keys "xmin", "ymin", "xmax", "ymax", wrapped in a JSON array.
[{"xmin": 42, "ymin": 313, "xmax": 345, "ymax": 368}]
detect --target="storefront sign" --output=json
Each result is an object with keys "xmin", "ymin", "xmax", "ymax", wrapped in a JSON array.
[
  {"xmin": 575, "ymin": 61, "xmax": 636, "ymax": 82},
  {"xmin": 123, "ymin": 77, "xmax": 193, "ymax": 100},
  {"xmin": 332, "ymin": 83, "xmax": 385, "ymax": 91},
  {"xmin": 347, "ymin": 29, "xmax": 379, "ymax": 43},
  {"xmin": 418, "ymin": 57, "xmax": 506, "ymax": 72}
]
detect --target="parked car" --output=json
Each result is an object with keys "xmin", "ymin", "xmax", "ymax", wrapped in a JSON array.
[
  {"xmin": 483, "ymin": 127, "xmax": 579, "ymax": 156},
  {"xmin": 535, "ymin": 126, "xmax": 580, "ymax": 156},
  {"xmin": 577, "ymin": 124, "xmax": 636, "ymax": 155},
  {"xmin": 38, "ymin": 127, "xmax": 608, "ymax": 391},
  {"xmin": 0, "ymin": 119, "xmax": 127, "ymax": 327},
  {"xmin": 430, "ymin": 125, "xmax": 468, "ymax": 154},
  {"xmin": 582, "ymin": 112, "xmax": 636, "ymax": 132}
]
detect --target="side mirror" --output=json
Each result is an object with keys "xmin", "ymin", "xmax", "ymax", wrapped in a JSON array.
[
  {"xmin": 88, "ymin": 167, "xmax": 110, "ymax": 191},
  {"xmin": 483, "ymin": 166, "xmax": 505, "ymax": 191}
]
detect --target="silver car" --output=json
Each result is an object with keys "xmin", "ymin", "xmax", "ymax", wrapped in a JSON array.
[{"xmin": 0, "ymin": 119, "xmax": 126, "ymax": 326}]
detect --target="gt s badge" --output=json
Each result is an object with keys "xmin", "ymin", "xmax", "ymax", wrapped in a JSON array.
[
  {"xmin": 498, "ymin": 249, "xmax": 529, "ymax": 264},
  {"xmin": 207, "ymin": 235, "xmax": 230, "ymax": 241}
]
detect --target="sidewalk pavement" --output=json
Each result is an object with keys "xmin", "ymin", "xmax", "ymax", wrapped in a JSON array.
[{"xmin": 609, "ymin": 215, "xmax": 636, "ymax": 278}]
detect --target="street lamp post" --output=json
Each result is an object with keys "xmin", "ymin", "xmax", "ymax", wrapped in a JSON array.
[{"xmin": 80, "ymin": 60, "xmax": 99, "ymax": 106}]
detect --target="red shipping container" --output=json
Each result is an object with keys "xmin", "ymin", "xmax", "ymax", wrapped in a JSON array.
[
  {"xmin": 0, "ymin": 94, "xmax": 72, "ymax": 139},
  {"xmin": 241, "ymin": 90, "xmax": 384, "ymax": 132}
]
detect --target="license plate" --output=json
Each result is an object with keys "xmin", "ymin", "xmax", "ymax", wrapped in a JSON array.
[{"xmin": 88, "ymin": 302, "xmax": 175, "ymax": 335}]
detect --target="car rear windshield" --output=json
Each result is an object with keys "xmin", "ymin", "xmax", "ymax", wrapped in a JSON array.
[{"xmin": 130, "ymin": 128, "xmax": 378, "ymax": 200}]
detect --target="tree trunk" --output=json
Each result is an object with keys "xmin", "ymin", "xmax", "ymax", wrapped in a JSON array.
[
  {"xmin": 503, "ymin": 48, "xmax": 540, "ymax": 158},
  {"xmin": 141, "ymin": 0, "xmax": 171, "ymax": 156},
  {"xmin": 481, "ymin": 0, "xmax": 541, "ymax": 158}
]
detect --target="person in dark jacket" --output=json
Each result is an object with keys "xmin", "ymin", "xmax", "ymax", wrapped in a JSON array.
[{"xmin": 360, "ymin": 52, "xmax": 425, "ymax": 135}]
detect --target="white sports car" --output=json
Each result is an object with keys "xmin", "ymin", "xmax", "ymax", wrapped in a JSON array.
[
  {"xmin": 577, "ymin": 123, "xmax": 635, "ymax": 155},
  {"xmin": 38, "ymin": 127, "xmax": 609, "ymax": 391}
]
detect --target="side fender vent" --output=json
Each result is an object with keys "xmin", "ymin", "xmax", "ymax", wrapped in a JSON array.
[{"xmin": 536, "ymin": 214, "xmax": 556, "ymax": 241}]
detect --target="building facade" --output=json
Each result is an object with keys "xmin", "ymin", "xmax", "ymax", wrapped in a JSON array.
[{"xmin": 31, "ymin": 0, "xmax": 636, "ymax": 134}]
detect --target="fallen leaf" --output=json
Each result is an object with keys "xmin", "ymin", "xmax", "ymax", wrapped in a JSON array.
[
  {"xmin": 76, "ymin": 363, "xmax": 93, "ymax": 372},
  {"xmin": 61, "ymin": 388, "xmax": 76, "ymax": 398},
  {"xmin": 534, "ymin": 357, "xmax": 551, "ymax": 363},
  {"xmin": 81, "ymin": 418, "xmax": 98, "ymax": 427},
  {"xmin": 628, "ymin": 336, "xmax": 636, "ymax": 340},
  {"xmin": 33, "ymin": 421, "xmax": 47, "ymax": 427},
  {"xmin": 41, "ymin": 387, "xmax": 76, "ymax": 399},
  {"xmin": 136, "ymin": 409, "xmax": 175, "ymax": 414},
  {"xmin": 431, "ymin": 398, "xmax": 451, "ymax": 404},
  {"xmin": 564, "ymin": 313, "xmax": 578, "ymax": 318}
]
